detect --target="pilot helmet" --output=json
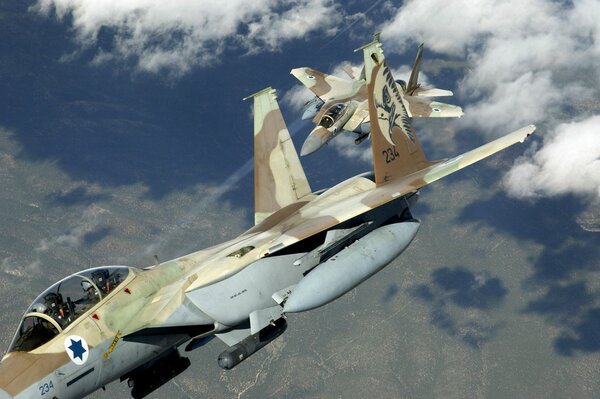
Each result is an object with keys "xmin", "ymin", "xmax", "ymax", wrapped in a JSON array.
[
  {"xmin": 81, "ymin": 280, "xmax": 93, "ymax": 292},
  {"xmin": 31, "ymin": 302, "xmax": 48, "ymax": 314},
  {"xmin": 44, "ymin": 292, "xmax": 62, "ymax": 309},
  {"xmin": 91, "ymin": 269, "xmax": 110, "ymax": 293}
]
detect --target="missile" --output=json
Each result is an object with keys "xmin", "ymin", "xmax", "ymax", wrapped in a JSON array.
[
  {"xmin": 283, "ymin": 221, "xmax": 420, "ymax": 313},
  {"xmin": 217, "ymin": 318, "xmax": 287, "ymax": 370},
  {"xmin": 354, "ymin": 132, "xmax": 369, "ymax": 145}
]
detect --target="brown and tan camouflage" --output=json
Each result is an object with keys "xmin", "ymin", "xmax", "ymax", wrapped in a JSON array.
[
  {"xmin": 244, "ymin": 87, "xmax": 312, "ymax": 225},
  {"xmin": 290, "ymin": 37, "xmax": 465, "ymax": 145},
  {"xmin": 0, "ymin": 35, "xmax": 535, "ymax": 399}
]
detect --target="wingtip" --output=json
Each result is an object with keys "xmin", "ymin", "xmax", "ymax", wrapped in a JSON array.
[
  {"xmin": 354, "ymin": 32, "xmax": 382, "ymax": 52},
  {"xmin": 518, "ymin": 124, "xmax": 537, "ymax": 143},
  {"xmin": 243, "ymin": 87, "xmax": 275, "ymax": 101},
  {"xmin": 524, "ymin": 124, "xmax": 537, "ymax": 136}
]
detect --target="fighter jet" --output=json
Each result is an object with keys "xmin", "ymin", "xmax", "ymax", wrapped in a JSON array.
[
  {"xmin": 292, "ymin": 34, "xmax": 464, "ymax": 156},
  {"xmin": 0, "ymin": 36, "xmax": 535, "ymax": 399}
]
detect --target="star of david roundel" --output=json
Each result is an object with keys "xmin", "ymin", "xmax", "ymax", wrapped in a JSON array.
[{"xmin": 64, "ymin": 335, "xmax": 89, "ymax": 365}]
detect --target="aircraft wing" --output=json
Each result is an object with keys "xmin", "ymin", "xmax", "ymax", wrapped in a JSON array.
[
  {"xmin": 342, "ymin": 65, "xmax": 363, "ymax": 80},
  {"xmin": 412, "ymin": 124, "xmax": 536, "ymax": 187},
  {"xmin": 290, "ymin": 67, "xmax": 355, "ymax": 101}
]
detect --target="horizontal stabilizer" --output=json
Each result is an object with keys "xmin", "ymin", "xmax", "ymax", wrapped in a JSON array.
[
  {"xmin": 412, "ymin": 87, "xmax": 454, "ymax": 97},
  {"xmin": 342, "ymin": 65, "xmax": 358, "ymax": 79},
  {"xmin": 404, "ymin": 96, "xmax": 463, "ymax": 118}
]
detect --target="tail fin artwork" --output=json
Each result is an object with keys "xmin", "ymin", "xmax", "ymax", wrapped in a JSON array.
[
  {"xmin": 357, "ymin": 35, "xmax": 536, "ymax": 190},
  {"xmin": 244, "ymin": 88, "xmax": 312, "ymax": 225},
  {"xmin": 406, "ymin": 43, "xmax": 424, "ymax": 95},
  {"xmin": 357, "ymin": 37, "xmax": 434, "ymax": 185}
]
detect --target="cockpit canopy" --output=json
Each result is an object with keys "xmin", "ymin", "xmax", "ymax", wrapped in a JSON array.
[
  {"xmin": 8, "ymin": 266, "xmax": 130, "ymax": 353},
  {"xmin": 319, "ymin": 103, "xmax": 347, "ymax": 129}
]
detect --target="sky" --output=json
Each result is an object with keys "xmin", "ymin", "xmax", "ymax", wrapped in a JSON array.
[
  {"xmin": 29, "ymin": 0, "xmax": 600, "ymax": 202},
  {"xmin": 1, "ymin": 0, "xmax": 600, "ymax": 398}
]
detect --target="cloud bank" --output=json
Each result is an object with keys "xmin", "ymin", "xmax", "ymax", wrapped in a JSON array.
[
  {"xmin": 505, "ymin": 116, "xmax": 600, "ymax": 200},
  {"xmin": 33, "ymin": 0, "xmax": 342, "ymax": 76},
  {"xmin": 381, "ymin": 0, "xmax": 600, "ymax": 201},
  {"xmin": 33, "ymin": 0, "xmax": 600, "ymax": 202},
  {"xmin": 381, "ymin": 0, "xmax": 600, "ymax": 132}
]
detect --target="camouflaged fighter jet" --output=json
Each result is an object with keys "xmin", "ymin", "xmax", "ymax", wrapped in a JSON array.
[
  {"xmin": 0, "ymin": 36, "xmax": 535, "ymax": 399},
  {"xmin": 292, "ymin": 34, "xmax": 464, "ymax": 156}
]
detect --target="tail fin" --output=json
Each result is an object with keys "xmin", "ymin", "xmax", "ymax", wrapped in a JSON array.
[
  {"xmin": 244, "ymin": 88, "xmax": 312, "ymax": 225},
  {"xmin": 406, "ymin": 43, "xmax": 424, "ymax": 95},
  {"xmin": 357, "ymin": 36, "xmax": 433, "ymax": 186}
]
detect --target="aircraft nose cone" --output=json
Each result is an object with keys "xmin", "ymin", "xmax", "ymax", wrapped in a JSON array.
[
  {"xmin": 300, "ymin": 127, "xmax": 332, "ymax": 156},
  {"xmin": 0, "ymin": 388, "xmax": 12, "ymax": 399},
  {"xmin": 300, "ymin": 134, "xmax": 323, "ymax": 156}
]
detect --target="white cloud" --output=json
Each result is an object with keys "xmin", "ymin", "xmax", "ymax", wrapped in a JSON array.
[
  {"xmin": 282, "ymin": 85, "xmax": 314, "ymax": 113},
  {"xmin": 381, "ymin": 0, "xmax": 567, "ymax": 57},
  {"xmin": 36, "ymin": 205, "xmax": 108, "ymax": 252},
  {"xmin": 245, "ymin": 0, "xmax": 341, "ymax": 52},
  {"xmin": 380, "ymin": 0, "xmax": 600, "ymax": 201},
  {"xmin": 330, "ymin": 133, "xmax": 372, "ymax": 163},
  {"xmin": 380, "ymin": 0, "xmax": 600, "ymax": 131},
  {"xmin": 2, "ymin": 205, "xmax": 109, "ymax": 276},
  {"xmin": 460, "ymin": 71, "xmax": 564, "ymax": 134},
  {"xmin": 504, "ymin": 116, "xmax": 600, "ymax": 200},
  {"xmin": 32, "ymin": 0, "xmax": 342, "ymax": 77}
]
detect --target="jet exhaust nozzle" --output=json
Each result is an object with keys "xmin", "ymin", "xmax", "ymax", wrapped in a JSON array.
[{"xmin": 218, "ymin": 318, "xmax": 287, "ymax": 370}]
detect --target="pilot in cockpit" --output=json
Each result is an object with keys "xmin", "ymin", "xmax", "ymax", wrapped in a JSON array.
[
  {"xmin": 80, "ymin": 280, "xmax": 100, "ymax": 304},
  {"xmin": 76, "ymin": 269, "xmax": 114, "ymax": 311},
  {"xmin": 41, "ymin": 292, "xmax": 73, "ymax": 327},
  {"xmin": 8, "ymin": 266, "xmax": 131, "ymax": 354},
  {"xmin": 91, "ymin": 269, "xmax": 111, "ymax": 295}
]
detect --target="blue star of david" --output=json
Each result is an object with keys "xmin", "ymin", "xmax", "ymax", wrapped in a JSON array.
[{"xmin": 68, "ymin": 339, "xmax": 86, "ymax": 361}]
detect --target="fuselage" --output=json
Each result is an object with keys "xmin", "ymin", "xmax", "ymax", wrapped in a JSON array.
[{"xmin": 0, "ymin": 171, "xmax": 421, "ymax": 399}]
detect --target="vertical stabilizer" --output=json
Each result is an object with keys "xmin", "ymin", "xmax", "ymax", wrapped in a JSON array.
[
  {"xmin": 406, "ymin": 43, "xmax": 424, "ymax": 95},
  {"xmin": 357, "ymin": 38, "xmax": 433, "ymax": 185},
  {"xmin": 244, "ymin": 88, "xmax": 312, "ymax": 225}
]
